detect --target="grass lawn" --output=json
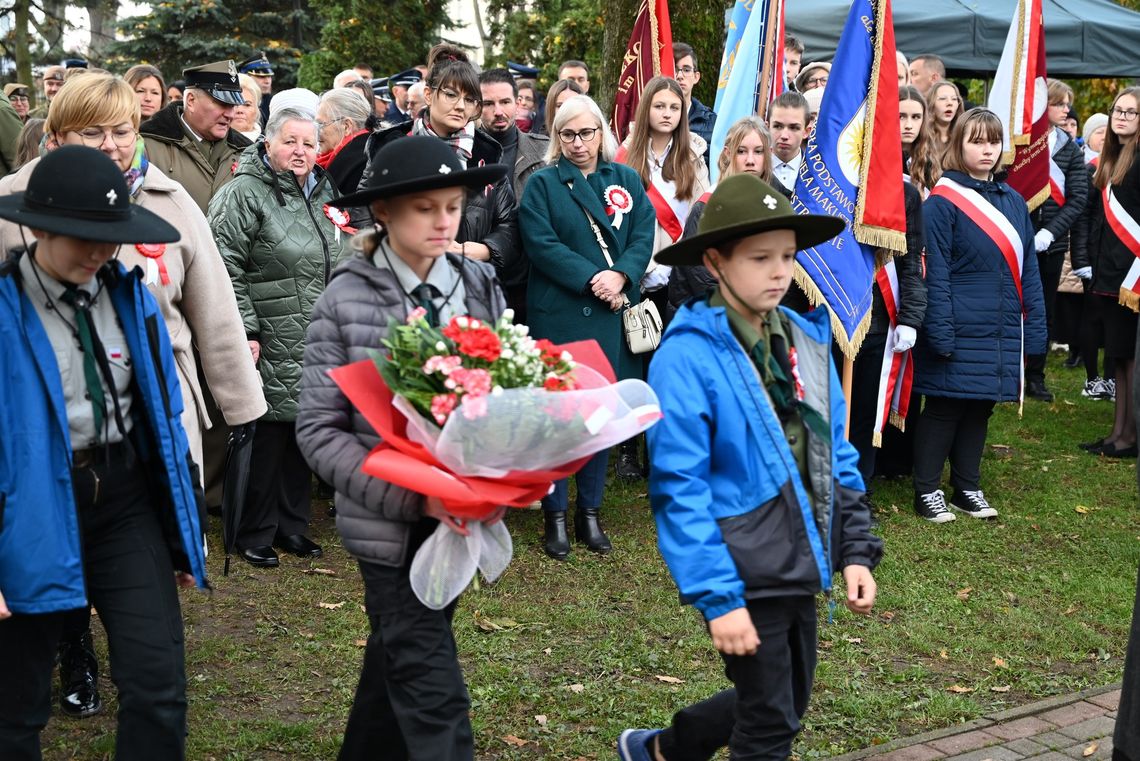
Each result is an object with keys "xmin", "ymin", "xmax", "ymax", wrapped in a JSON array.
[{"xmin": 40, "ymin": 355, "xmax": 1140, "ymax": 760}]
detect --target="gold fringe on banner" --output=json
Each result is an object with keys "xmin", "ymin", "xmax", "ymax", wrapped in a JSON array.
[
  {"xmin": 1119, "ymin": 287, "xmax": 1140, "ymax": 312},
  {"xmin": 647, "ymin": 0, "xmax": 661, "ymax": 78},
  {"xmin": 889, "ymin": 410, "xmax": 907, "ymax": 431},
  {"xmin": 1024, "ymin": 183, "xmax": 1050, "ymax": 213},
  {"xmin": 793, "ymin": 262, "xmax": 872, "ymax": 360},
  {"xmin": 1001, "ymin": 0, "xmax": 1031, "ymax": 164},
  {"xmin": 853, "ymin": 0, "xmax": 907, "ymax": 256},
  {"xmin": 872, "ymin": 431, "xmax": 883, "ymax": 448}
]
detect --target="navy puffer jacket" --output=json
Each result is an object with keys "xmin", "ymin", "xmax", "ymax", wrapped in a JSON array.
[{"xmin": 914, "ymin": 171, "xmax": 1047, "ymax": 401}]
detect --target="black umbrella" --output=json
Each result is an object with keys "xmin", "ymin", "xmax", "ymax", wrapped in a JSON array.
[{"xmin": 221, "ymin": 422, "xmax": 256, "ymax": 576}]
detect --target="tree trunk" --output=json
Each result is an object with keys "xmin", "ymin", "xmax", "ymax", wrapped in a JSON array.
[
  {"xmin": 39, "ymin": 0, "xmax": 68, "ymax": 59},
  {"xmin": 13, "ymin": 0, "xmax": 34, "ymax": 109},
  {"xmin": 86, "ymin": 0, "xmax": 120, "ymax": 64},
  {"xmin": 599, "ymin": 0, "xmax": 642, "ymax": 115}
]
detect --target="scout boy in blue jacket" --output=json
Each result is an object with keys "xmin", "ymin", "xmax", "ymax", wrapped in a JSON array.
[{"xmin": 619, "ymin": 174, "xmax": 884, "ymax": 761}]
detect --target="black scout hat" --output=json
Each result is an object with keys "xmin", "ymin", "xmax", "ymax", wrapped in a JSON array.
[
  {"xmin": 0, "ymin": 146, "xmax": 180, "ymax": 244},
  {"xmin": 330, "ymin": 136, "xmax": 507, "ymax": 207},
  {"xmin": 183, "ymin": 59, "xmax": 244, "ymax": 106},
  {"xmin": 239, "ymin": 53, "xmax": 274, "ymax": 77},
  {"xmin": 655, "ymin": 174, "xmax": 845, "ymax": 267}
]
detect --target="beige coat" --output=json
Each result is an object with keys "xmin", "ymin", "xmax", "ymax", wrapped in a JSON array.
[{"xmin": 0, "ymin": 160, "xmax": 267, "ymax": 466}]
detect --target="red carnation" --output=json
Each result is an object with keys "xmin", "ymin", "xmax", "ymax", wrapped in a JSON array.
[
  {"xmin": 456, "ymin": 327, "xmax": 502, "ymax": 362},
  {"xmin": 534, "ymin": 338, "xmax": 562, "ymax": 367}
]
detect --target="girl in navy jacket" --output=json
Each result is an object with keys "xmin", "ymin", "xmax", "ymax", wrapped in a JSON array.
[{"xmin": 912, "ymin": 109, "xmax": 1047, "ymax": 523}]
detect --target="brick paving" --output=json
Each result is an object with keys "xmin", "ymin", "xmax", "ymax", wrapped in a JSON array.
[{"xmin": 824, "ymin": 685, "xmax": 1122, "ymax": 761}]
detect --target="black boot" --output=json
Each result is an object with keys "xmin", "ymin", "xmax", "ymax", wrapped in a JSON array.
[
  {"xmin": 615, "ymin": 440, "xmax": 642, "ymax": 480},
  {"xmin": 58, "ymin": 628, "xmax": 102, "ymax": 718},
  {"xmin": 574, "ymin": 507, "xmax": 612, "ymax": 554},
  {"xmin": 543, "ymin": 511, "xmax": 570, "ymax": 560}
]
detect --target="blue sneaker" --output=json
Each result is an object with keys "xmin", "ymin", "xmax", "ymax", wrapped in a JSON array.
[{"xmin": 618, "ymin": 728, "xmax": 661, "ymax": 761}]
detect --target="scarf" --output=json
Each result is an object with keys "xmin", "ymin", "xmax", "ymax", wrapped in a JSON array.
[
  {"xmin": 123, "ymin": 140, "xmax": 149, "ymax": 200},
  {"xmin": 412, "ymin": 115, "xmax": 474, "ymax": 168},
  {"xmin": 316, "ymin": 128, "xmax": 368, "ymax": 170}
]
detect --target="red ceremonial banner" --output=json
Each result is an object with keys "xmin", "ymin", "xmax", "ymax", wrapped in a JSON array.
[{"xmin": 610, "ymin": 0, "xmax": 674, "ymax": 142}]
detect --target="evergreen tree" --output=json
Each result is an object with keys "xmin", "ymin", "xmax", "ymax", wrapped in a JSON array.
[{"xmin": 108, "ymin": 0, "xmax": 321, "ymax": 89}]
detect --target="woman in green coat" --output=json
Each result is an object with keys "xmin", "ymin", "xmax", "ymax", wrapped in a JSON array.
[
  {"xmin": 209, "ymin": 105, "xmax": 349, "ymax": 568},
  {"xmin": 519, "ymin": 94, "xmax": 655, "ymax": 560}
]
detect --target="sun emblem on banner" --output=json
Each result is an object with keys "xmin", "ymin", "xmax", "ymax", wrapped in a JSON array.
[{"xmin": 837, "ymin": 102, "xmax": 867, "ymax": 186}]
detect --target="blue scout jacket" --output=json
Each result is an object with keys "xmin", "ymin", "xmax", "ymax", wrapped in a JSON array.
[
  {"xmin": 0, "ymin": 256, "xmax": 208, "ymax": 615},
  {"xmin": 647, "ymin": 299, "xmax": 882, "ymax": 621}
]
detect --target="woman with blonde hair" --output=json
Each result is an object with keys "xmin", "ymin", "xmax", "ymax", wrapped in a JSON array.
[
  {"xmin": 927, "ymin": 80, "xmax": 963, "ymax": 152},
  {"xmin": 1072, "ymin": 86, "xmax": 1140, "ymax": 457},
  {"xmin": 0, "ymin": 70, "xmax": 265, "ymax": 722},
  {"xmin": 231, "ymin": 73, "xmax": 263, "ymax": 141},
  {"xmin": 123, "ymin": 64, "xmax": 166, "ymax": 120}
]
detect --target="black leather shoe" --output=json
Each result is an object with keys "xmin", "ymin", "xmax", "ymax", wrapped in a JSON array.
[
  {"xmin": 274, "ymin": 534, "xmax": 323, "ymax": 558},
  {"xmin": 574, "ymin": 507, "xmax": 613, "ymax": 554},
  {"xmin": 615, "ymin": 441, "xmax": 643, "ymax": 481},
  {"xmin": 1099, "ymin": 442, "xmax": 1138, "ymax": 459},
  {"xmin": 1079, "ymin": 437, "xmax": 1108, "ymax": 452},
  {"xmin": 59, "ymin": 629, "xmax": 103, "ymax": 719},
  {"xmin": 543, "ymin": 511, "xmax": 570, "ymax": 560},
  {"xmin": 1025, "ymin": 380, "xmax": 1054, "ymax": 402},
  {"xmin": 240, "ymin": 545, "xmax": 280, "ymax": 567}
]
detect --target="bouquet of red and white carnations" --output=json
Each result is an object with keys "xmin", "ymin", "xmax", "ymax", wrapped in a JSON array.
[{"xmin": 329, "ymin": 308, "xmax": 661, "ymax": 608}]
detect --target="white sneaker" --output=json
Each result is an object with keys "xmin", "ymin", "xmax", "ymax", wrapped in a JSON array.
[
  {"xmin": 950, "ymin": 489, "xmax": 998, "ymax": 519},
  {"xmin": 915, "ymin": 489, "xmax": 956, "ymax": 523}
]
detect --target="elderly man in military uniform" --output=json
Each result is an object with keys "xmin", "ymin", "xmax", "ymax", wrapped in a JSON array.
[
  {"xmin": 239, "ymin": 52, "xmax": 275, "ymax": 126},
  {"xmin": 139, "ymin": 60, "xmax": 252, "ymax": 214}
]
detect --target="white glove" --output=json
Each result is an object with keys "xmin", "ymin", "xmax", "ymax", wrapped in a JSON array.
[
  {"xmin": 893, "ymin": 324, "xmax": 916, "ymax": 353},
  {"xmin": 1074, "ymin": 266, "xmax": 1093, "ymax": 280},
  {"xmin": 1034, "ymin": 229, "xmax": 1055, "ymax": 252}
]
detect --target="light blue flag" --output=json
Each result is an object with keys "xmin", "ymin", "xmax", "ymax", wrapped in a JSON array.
[
  {"xmin": 790, "ymin": 0, "xmax": 879, "ymax": 356},
  {"xmin": 713, "ymin": 0, "xmax": 756, "ymax": 114},
  {"xmin": 709, "ymin": 0, "xmax": 772, "ymax": 183}
]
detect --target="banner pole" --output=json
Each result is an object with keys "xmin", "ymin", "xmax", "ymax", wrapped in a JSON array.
[{"xmin": 843, "ymin": 355, "xmax": 854, "ymax": 439}]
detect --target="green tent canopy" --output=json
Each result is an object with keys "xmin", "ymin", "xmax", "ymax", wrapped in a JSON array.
[{"xmin": 786, "ymin": 0, "xmax": 1140, "ymax": 79}]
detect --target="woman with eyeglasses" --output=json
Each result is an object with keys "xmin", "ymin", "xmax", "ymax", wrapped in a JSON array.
[
  {"xmin": 1072, "ymin": 86, "xmax": 1140, "ymax": 458},
  {"xmin": 519, "ymin": 94, "xmax": 655, "ymax": 559},
  {"xmin": 316, "ymin": 88, "xmax": 374, "ymax": 198},
  {"xmin": 353, "ymin": 44, "xmax": 519, "ymax": 290},
  {"xmin": 0, "ymin": 72, "xmax": 265, "ymax": 723}
]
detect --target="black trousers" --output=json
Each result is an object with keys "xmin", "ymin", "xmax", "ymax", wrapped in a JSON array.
[
  {"xmin": 0, "ymin": 451, "xmax": 187, "ymax": 761},
  {"xmin": 657, "ymin": 596, "xmax": 817, "ymax": 761},
  {"xmin": 338, "ymin": 545, "xmax": 473, "ymax": 761},
  {"xmin": 1026, "ymin": 250, "xmax": 1064, "ymax": 383},
  {"xmin": 848, "ymin": 332, "xmax": 888, "ymax": 487},
  {"xmin": 912, "ymin": 396, "xmax": 997, "ymax": 494},
  {"xmin": 240, "ymin": 420, "xmax": 313, "ymax": 547}
]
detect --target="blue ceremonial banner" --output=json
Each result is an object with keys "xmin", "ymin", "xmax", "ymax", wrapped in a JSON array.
[
  {"xmin": 790, "ymin": 0, "xmax": 884, "ymax": 357},
  {"xmin": 713, "ymin": 0, "xmax": 755, "ymax": 113},
  {"xmin": 709, "ymin": 0, "xmax": 774, "ymax": 183}
]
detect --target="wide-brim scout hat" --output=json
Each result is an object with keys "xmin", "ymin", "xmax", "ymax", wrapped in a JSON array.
[
  {"xmin": 0, "ymin": 145, "xmax": 180, "ymax": 244},
  {"xmin": 655, "ymin": 174, "xmax": 844, "ymax": 267},
  {"xmin": 330, "ymin": 136, "xmax": 508, "ymax": 207},
  {"xmin": 183, "ymin": 59, "xmax": 245, "ymax": 106}
]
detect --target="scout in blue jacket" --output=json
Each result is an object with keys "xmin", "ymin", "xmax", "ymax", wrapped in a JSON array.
[
  {"xmin": 0, "ymin": 146, "xmax": 206, "ymax": 761},
  {"xmin": 619, "ymin": 174, "xmax": 883, "ymax": 761}
]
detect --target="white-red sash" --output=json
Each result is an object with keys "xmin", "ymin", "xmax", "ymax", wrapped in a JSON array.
[
  {"xmin": 615, "ymin": 146, "xmax": 684, "ymax": 242},
  {"xmin": 872, "ymin": 260, "xmax": 914, "ymax": 446},
  {"xmin": 1049, "ymin": 155, "xmax": 1066, "ymax": 207},
  {"xmin": 930, "ymin": 176, "xmax": 1027, "ymax": 410},
  {"xmin": 1107, "ymin": 184, "xmax": 1140, "ymax": 304}
]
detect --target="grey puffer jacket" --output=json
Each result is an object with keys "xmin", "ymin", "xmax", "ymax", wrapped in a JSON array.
[{"xmin": 296, "ymin": 250, "xmax": 506, "ymax": 567}]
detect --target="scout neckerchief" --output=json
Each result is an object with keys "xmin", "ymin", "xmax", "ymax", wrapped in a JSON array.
[
  {"xmin": 412, "ymin": 115, "xmax": 474, "ymax": 169},
  {"xmin": 930, "ymin": 175, "xmax": 1027, "ymax": 412}
]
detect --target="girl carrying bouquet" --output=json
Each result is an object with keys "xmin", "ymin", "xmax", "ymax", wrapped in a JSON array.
[{"xmin": 296, "ymin": 136, "xmax": 507, "ymax": 761}]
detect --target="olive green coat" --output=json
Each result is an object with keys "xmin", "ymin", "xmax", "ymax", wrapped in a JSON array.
[
  {"xmin": 209, "ymin": 143, "xmax": 348, "ymax": 422},
  {"xmin": 519, "ymin": 157, "xmax": 655, "ymax": 382}
]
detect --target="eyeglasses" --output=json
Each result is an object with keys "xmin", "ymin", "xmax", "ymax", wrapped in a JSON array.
[
  {"xmin": 804, "ymin": 75, "xmax": 828, "ymax": 87},
  {"xmin": 9, "ymin": 96, "xmax": 28, "ymax": 103},
  {"xmin": 676, "ymin": 66, "xmax": 698, "ymax": 76},
  {"xmin": 434, "ymin": 87, "xmax": 480, "ymax": 110},
  {"xmin": 316, "ymin": 119, "xmax": 342, "ymax": 131},
  {"xmin": 558, "ymin": 127, "xmax": 599, "ymax": 144},
  {"xmin": 71, "ymin": 126, "xmax": 137, "ymax": 148},
  {"xmin": 1112, "ymin": 107, "xmax": 1139, "ymax": 121}
]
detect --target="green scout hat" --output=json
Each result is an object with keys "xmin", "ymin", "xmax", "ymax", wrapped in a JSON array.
[
  {"xmin": 183, "ymin": 59, "xmax": 244, "ymax": 106},
  {"xmin": 655, "ymin": 174, "xmax": 845, "ymax": 267}
]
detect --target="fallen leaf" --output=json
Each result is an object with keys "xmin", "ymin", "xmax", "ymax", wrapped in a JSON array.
[
  {"xmin": 1084, "ymin": 743, "xmax": 1098, "ymax": 757},
  {"xmin": 1063, "ymin": 399, "xmax": 1076, "ymax": 406},
  {"xmin": 990, "ymin": 685, "xmax": 1011, "ymax": 693},
  {"xmin": 1064, "ymin": 606, "xmax": 1078, "ymax": 615},
  {"xmin": 993, "ymin": 657, "xmax": 1007, "ymax": 668},
  {"xmin": 843, "ymin": 636, "xmax": 863, "ymax": 644},
  {"xmin": 567, "ymin": 683, "xmax": 585, "ymax": 694},
  {"xmin": 534, "ymin": 714, "xmax": 548, "ymax": 726},
  {"xmin": 991, "ymin": 444, "xmax": 1010, "ymax": 450},
  {"xmin": 302, "ymin": 568, "xmax": 337, "ymax": 576},
  {"xmin": 654, "ymin": 675, "xmax": 684, "ymax": 684},
  {"xmin": 880, "ymin": 611, "xmax": 896, "ymax": 622},
  {"xmin": 947, "ymin": 684, "xmax": 974, "ymax": 693},
  {"xmin": 318, "ymin": 601, "xmax": 345, "ymax": 609},
  {"xmin": 939, "ymin": 649, "xmax": 949, "ymax": 660},
  {"xmin": 1076, "ymin": 505, "xmax": 1090, "ymax": 514},
  {"xmin": 501, "ymin": 735, "xmax": 528, "ymax": 747},
  {"xmin": 956, "ymin": 587, "xmax": 972, "ymax": 601},
  {"xmin": 542, "ymin": 647, "xmax": 552, "ymax": 656},
  {"xmin": 353, "ymin": 639, "xmax": 367, "ymax": 648},
  {"xmin": 1041, "ymin": 466, "xmax": 1049, "ymax": 472},
  {"xmin": 359, "ymin": 604, "xmax": 366, "ymax": 613}
]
